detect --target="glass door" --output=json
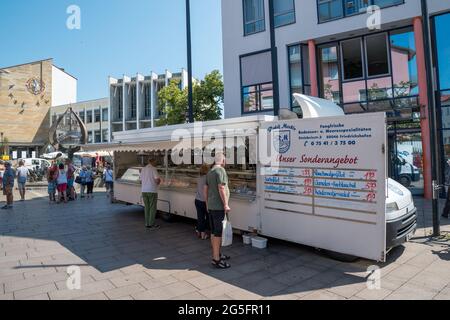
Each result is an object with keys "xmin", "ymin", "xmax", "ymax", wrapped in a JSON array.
[{"xmin": 387, "ymin": 119, "xmax": 424, "ymax": 196}]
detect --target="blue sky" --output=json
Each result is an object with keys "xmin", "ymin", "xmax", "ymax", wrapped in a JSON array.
[{"xmin": 0, "ymin": 0, "xmax": 223, "ymax": 101}]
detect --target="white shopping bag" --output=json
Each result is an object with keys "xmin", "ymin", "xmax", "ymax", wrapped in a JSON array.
[{"xmin": 221, "ymin": 214, "xmax": 233, "ymax": 247}]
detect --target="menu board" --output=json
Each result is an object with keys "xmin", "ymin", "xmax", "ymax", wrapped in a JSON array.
[{"xmin": 259, "ymin": 112, "xmax": 387, "ymax": 261}]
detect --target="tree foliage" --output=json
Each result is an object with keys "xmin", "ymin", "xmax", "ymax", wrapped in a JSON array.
[{"xmin": 157, "ymin": 70, "xmax": 223, "ymax": 126}]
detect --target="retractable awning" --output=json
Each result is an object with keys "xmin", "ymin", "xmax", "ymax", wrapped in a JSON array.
[{"xmin": 79, "ymin": 138, "xmax": 223, "ymax": 153}]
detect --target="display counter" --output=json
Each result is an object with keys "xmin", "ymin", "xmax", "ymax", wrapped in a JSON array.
[{"xmin": 114, "ymin": 163, "xmax": 259, "ymax": 231}]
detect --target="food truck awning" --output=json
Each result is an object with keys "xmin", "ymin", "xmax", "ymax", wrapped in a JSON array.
[{"xmin": 80, "ymin": 138, "xmax": 218, "ymax": 153}]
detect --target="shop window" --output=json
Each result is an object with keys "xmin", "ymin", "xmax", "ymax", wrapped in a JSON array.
[
  {"xmin": 243, "ymin": 0, "xmax": 265, "ymax": 35},
  {"xmin": 341, "ymin": 38, "xmax": 364, "ymax": 81},
  {"xmin": 274, "ymin": 0, "xmax": 295, "ymax": 27},
  {"xmin": 365, "ymin": 33, "xmax": 390, "ymax": 77}
]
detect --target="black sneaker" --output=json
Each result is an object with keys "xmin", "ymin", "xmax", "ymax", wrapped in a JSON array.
[
  {"xmin": 147, "ymin": 225, "xmax": 161, "ymax": 230},
  {"xmin": 442, "ymin": 214, "xmax": 449, "ymax": 219}
]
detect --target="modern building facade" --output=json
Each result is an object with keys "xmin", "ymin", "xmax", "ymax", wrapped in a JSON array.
[
  {"xmin": 221, "ymin": 0, "xmax": 450, "ymax": 198},
  {"xmin": 50, "ymin": 98, "xmax": 110, "ymax": 145},
  {"xmin": 109, "ymin": 69, "xmax": 192, "ymax": 135},
  {"xmin": 0, "ymin": 58, "xmax": 77, "ymax": 159}
]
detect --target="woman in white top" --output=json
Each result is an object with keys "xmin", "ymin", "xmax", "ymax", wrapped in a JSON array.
[{"xmin": 56, "ymin": 163, "xmax": 68, "ymax": 203}]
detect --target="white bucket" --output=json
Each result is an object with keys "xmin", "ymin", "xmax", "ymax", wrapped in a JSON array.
[
  {"xmin": 242, "ymin": 234, "xmax": 252, "ymax": 245},
  {"xmin": 251, "ymin": 236, "xmax": 268, "ymax": 249}
]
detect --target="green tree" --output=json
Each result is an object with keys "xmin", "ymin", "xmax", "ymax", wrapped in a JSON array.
[{"xmin": 157, "ymin": 70, "xmax": 223, "ymax": 126}]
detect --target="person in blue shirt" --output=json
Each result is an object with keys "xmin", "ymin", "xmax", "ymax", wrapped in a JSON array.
[{"xmin": 2, "ymin": 162, "xmax": 15, "ymax": 209}]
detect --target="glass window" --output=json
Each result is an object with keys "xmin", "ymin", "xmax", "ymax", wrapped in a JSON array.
[
  {"xmin": 365, "ymin": 33, "xmax": 390, "ymax": 77},
  {"xmin": 78, "ymin": 111, "xmax": 85, "ymax": 123},
  {"xmin": 87, "ymin": 131, "xmax": 93, "ymax": 144},
  {"xmin": 367, "ymin": 77, "xmax": 393, "ymax": 100},
  {"xmin": 342, "ymin": 80, "xmax": 366, "ymax": 103},
  {"xmin": 373, "ymin": 0, "xmax": 403, "ymax": 8},
  {"xmin": 243, "ymin": 83, "xmax": 274, "ymax": 113},
  {"xmin": 319, "ymin": 44, "xmax": 341, "ymax": 103},
  {"xmin": 102, "ymin": 108, "xmax": 108, "ymax": 122},
  {"xmin": 94, "ymin": 130, "xmax": 101, "ymax": 144},
  {"xmin": 243, "ymin": 0, "xmax": 265, "ymax": 35},
  {"xmin": 390, "ymin": 28, "xmax": 418, "ymax": 97},
  {"xmin": 102, "ymin": 129, "xmax": 109, "ymax": 143},
  {"xmin": 288, "ymin": 44, "xmax": 310, "ymax": 112},
  {"xmin": 86, "ymin": 110, "xmax": 93, "ymax": 124},
  {"xmin": 94, "ymin": 109, "xmax": 101, "ymax": 123},
  {"xmin": 318, "ymin": 0, "xmax": 344, "ymax": 22},
  {"xmin": 144, "ymin": 83, "xmax": 152, "ymax": 118},
  {"xmin": 318, "ymin": 0, "xmax": 404, "ymax": 23},
  {"xmin": 344, "ymin": 0, "xmax": 370, "ymax": 16},
  {"xmin": 274, "ymin": 0, "xmax": 295, "ymax": 27},
  {"xmin": 341, "ymin": 38, "xmax": 364, "ymax": 80},
  {"xmin": 435, "ymin": 13, "xmax": 450, "ymax": 90},
  {"xmin": 130, "ymin": 84, "xmax": 137, "ymax": 119}
]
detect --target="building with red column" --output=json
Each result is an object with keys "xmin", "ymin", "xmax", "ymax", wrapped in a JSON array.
[{"xmin": 221, "ymin": 0, "xmax": 450, "ymax": 199}]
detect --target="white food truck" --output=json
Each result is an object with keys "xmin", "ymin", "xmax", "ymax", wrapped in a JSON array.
[{"xmin": 83, "ymin": 95, "xmax": 417, "ymax": 262}]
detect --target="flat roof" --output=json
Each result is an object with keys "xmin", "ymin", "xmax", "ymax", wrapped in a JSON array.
[{"xmin": 0, "ymin": 58, "xmax": 77, "ymax": 80}]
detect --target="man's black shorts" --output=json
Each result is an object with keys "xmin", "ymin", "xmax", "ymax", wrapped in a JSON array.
[{"xmin": 209, "ymin": 210, "xmax": 225, "ymax": 237}]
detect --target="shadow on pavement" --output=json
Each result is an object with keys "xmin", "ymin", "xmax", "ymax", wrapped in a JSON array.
[{"xmin": 0, "ymin": 191, "xmax": 418, "ymax": 299}]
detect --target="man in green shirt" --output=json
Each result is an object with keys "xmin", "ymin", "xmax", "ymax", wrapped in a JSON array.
[{"xmin": 205, "ymin": 152, "xmax": 231, "ymax": 269}]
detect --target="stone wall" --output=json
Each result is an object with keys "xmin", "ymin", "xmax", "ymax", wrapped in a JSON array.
[{"xmin": 0, "ymin": 59, "xmax": 53, "ymax": 145}]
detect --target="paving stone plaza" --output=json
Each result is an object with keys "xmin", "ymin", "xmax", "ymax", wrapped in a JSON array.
[{"xmin": 0, "ymin": 188, "xmax": 450, "ymax": 300}]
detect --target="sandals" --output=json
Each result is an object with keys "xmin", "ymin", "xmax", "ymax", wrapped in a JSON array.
[
  {"xmin": 212, "ymin": 259, "xmax": 231, "ymax": 269},
  {"xmin": 220, "ymin": 253, "xmax": 231, "ymax": 260}
]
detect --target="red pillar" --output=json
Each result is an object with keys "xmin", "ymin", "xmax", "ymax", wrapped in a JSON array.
[
  {"xmin": 413, "ymin": 16, "xmax": 432, "ymax": 200},
  {"xmin": 308, "ymin": 40, "xmax": 319, "ymax": 97}
]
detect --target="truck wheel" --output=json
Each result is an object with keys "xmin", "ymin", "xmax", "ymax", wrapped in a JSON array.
[
  {"xmin": 323, "ymin": 250, "xmax": 359, "ymax": 262},
  {"xmin": 399, "ymin": 176, "xmax": 411, "ymax": 188}
]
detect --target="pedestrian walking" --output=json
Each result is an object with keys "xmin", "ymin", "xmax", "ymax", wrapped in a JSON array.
[
  {"xmin": 442, "ymin": 158, "xmax": 450, "ymax": 218},
  {"xmin": 205, "ymin": 152, "xmax": 231, "ymax": 269},
  {"xmin": 1, "ymin": 161, "xmax": 15, "ymax": 210},
  {"xmin": 195, "ymin": 164, "xmax": 210, "ymax": 240},
  {"xmin": 56, "ymin": 163, "xmax": 68, "ymax": 204},
  {"xmin": 16, "ymin": 160, "xmax": 29, "ymax": 201},
  {"xmin": 104, "ymin": 165, "xmax": 114, "ymax": 197},
  {"xmin": 140, "ymin": 158, "xmax": 161, "ymax": 229},
  {"xmin": 47, "ymin": 163, "xmax": 57, "ymax": 203},
  {"xmin": 78, "ymin": 166, "xmax": 88, "ymax": 198},
  {"xmin": 85, "ymin": 165, "xmax": 94, "ymax": 199}
]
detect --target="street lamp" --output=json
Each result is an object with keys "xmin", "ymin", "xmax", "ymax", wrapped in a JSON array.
[
  {"xmin": 186, "ymin": 0, "xmax": 194, "ymax": 123},
  {"xmin": 421, "ymin": 0, "xmax": 440, "ymax": 236}
]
